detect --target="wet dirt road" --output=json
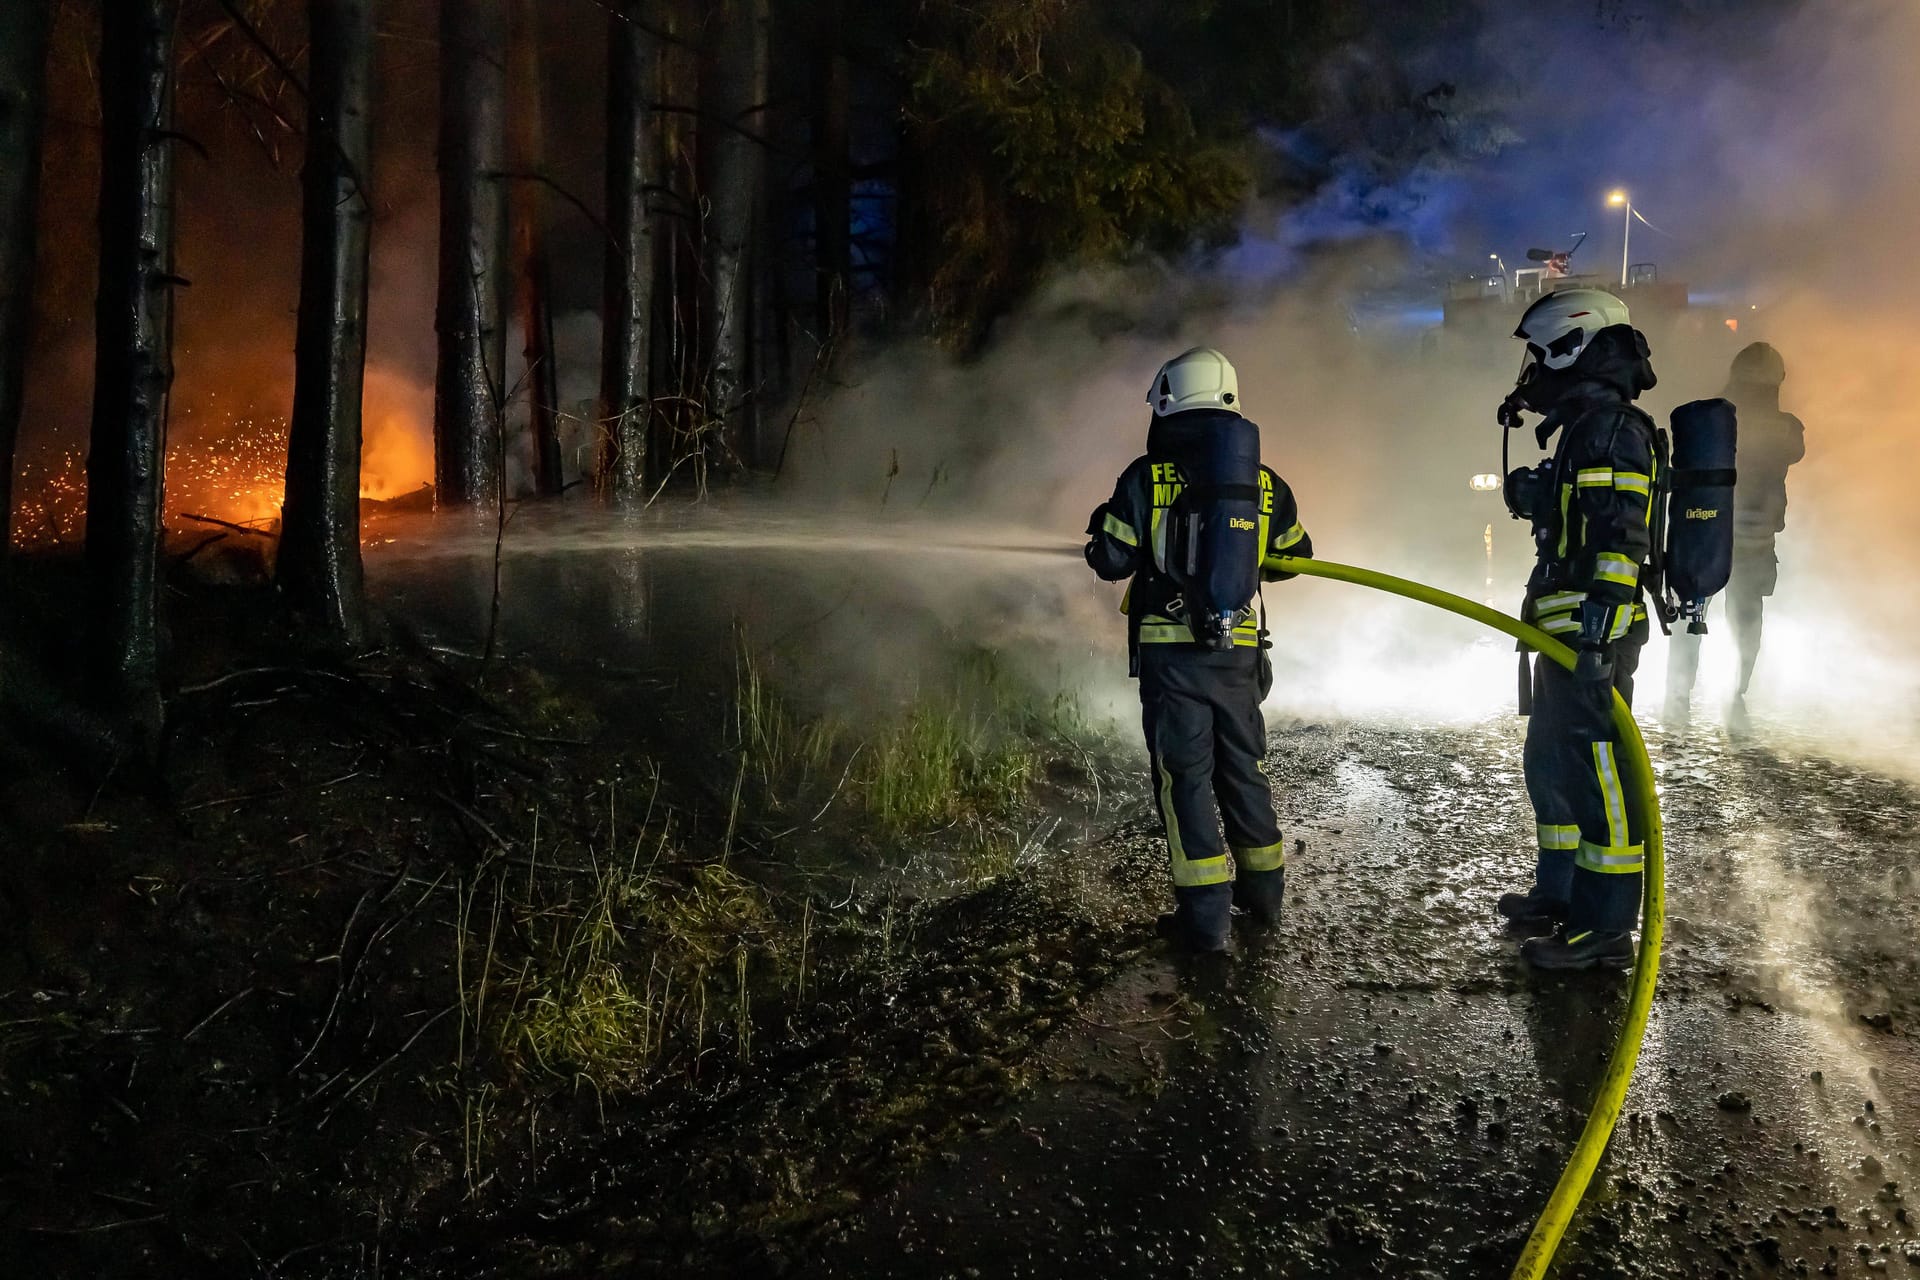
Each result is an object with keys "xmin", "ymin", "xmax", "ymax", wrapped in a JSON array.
[{"xmin": 807, "ymin": 720, "xmax": 1920, "ymax": 1280}]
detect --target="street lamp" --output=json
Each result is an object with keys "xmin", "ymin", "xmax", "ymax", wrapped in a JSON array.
[
  {"xmin": 1470, "ymin": 475, "xmax": 1504, "ymax": 603},
  {"xmin": 1608, "ymin": 189, "xmax": 1630, "ymax": 287},
  {"xmin": 1488, "ymin": 252, "xmax": 1508, "ymax": 288}
]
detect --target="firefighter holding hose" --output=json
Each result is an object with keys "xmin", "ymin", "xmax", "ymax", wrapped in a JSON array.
[
  {"xmin": 1083, "ymin": 348, "xmax": 1313, "ymax": 953},
  {"xmin": 1495, "ymin": 291, "xmax": 1660, "ymax": 970}
]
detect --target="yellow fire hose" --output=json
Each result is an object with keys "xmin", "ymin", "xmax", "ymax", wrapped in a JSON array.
[{"xmin": 1270, "ymin": 556, "xmax": 1664, "ymax": 1280}]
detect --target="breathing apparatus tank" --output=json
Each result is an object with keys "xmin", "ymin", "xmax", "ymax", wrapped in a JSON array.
[
  {"xmin": 1154, "ymin": 412, "xmax": 1264, "ymax": 651},
  {"xmin": 1654, "ymin": 399, "xmax": 1739, "ymax": 633}
]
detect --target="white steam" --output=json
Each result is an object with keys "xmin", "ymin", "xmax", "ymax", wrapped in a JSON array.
[{"xmin": 779, "ymin": 0, "xmax": 1920, "ymax": 773}]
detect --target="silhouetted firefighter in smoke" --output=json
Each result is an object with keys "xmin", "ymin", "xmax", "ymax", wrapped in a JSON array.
[
  {"xmin": 1663, "ymin": 341, "xmax": 1804, "ymax": 733},
  {"xmin": 1084, "ymin": 348, "xmax": 1313, "ymax": 952},
  {"xmin": 1496, "ymin": 290, "xmax": 1659, "ymax": 970}
]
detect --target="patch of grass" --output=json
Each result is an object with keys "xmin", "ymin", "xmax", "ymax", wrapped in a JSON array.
[
  {"xmin": 487, "ymin": 803, "xmax": 779, "ymax": 1097},
  {"xmin": 858, "ymin": 648, "xmax": 1084, "ymax": 835},
  {"xmin": 729, "ymin": 633, "xmax": 1101, "ymax": 841},
  {"xmin": 734, "ymin": 627, "xmax": 840, "ymax": 799},
  {"xmin": 491, "ymin": 848, "xmax": 658, "ymax": 1094},
  {"xmin": 861, "ymin": 699, "xmax": 1036, "ymax": 833}
]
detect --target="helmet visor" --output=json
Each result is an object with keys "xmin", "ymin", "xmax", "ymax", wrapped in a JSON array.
[{"xmin": 1515, "ymin": 344, "xmax": 1542, "ymax": 388}]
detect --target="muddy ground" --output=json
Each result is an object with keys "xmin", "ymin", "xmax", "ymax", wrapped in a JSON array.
[
  {"xmin": 810, "ymin": 721, "xmax": 1920, "ymax": 1280},
  {"xmin": 3, "ymin": 541, "xmax": 1918, "ymax": 1279}
]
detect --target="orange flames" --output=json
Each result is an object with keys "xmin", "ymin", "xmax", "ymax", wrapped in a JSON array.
[{"xmin": 6, "ymin": 366, "xmax": 435, "ymax": 550}]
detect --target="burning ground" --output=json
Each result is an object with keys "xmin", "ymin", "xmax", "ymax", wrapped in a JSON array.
[{"xmin": 3, "ymin": 535, "xmax": 1918, "ymax": 1279}]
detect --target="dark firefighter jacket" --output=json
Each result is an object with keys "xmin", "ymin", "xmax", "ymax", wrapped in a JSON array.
[
  {"xmin": 1522, "ymin": 382, "xmax": 1658, "ymax": 647},
  {"xmin": 1084, "ymin": 416, "xmax": 1313, "ymax": 650},
  {"xmin": 1727, "ymin": 387, "xmax": 1805, "ymax": 545}
]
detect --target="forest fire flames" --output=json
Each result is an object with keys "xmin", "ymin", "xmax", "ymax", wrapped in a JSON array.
[{"xmin": 7, "ymin": 369, "xmax": 434, "ymax": 550}]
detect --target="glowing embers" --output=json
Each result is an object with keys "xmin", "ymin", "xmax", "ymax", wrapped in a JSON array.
[
  {"xmin": 168, "ymin": 404, "xmax": 299, "ymax": 528},
  {"xmin": 8, "ymin": 369, "xmax": 434, "ymax": 551},
  {"xmin": 8, "ymin": 414, "xmax": 288, "ymax": 549}
]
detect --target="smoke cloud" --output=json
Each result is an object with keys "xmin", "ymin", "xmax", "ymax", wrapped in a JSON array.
[
  {"xmin": 17, "ymin": 0, "xmax": 1919, "ymax": 770},
  {"xmin": 781, "ymin": 0, "xmax": 1920, "ymax": 768}
]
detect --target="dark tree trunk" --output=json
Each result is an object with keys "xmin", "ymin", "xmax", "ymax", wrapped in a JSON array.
[
  {"xmin": 278, "ymin": 0, "xmax": 373, "ymax": 646},
  {"xmin": 650, "ymin": 0, "xmax": 696, "ymax": 483},
  {"xmin": 434, "ymin": 0, "xmax": 508, "ymax": 510},
  {"xmin": 86, "ymin": 0, "xmax": 177, "ymax": 734},
  {"xmin": 509, "ymin": 0, "xmax": 562, "ymax": 497},
  {"xmin": 0, "ymin": 0, "xmax": 52, "ymax": 558},
  {"xmin": 809, "ymin": 0, "xmax": 851, "ymax": 366},
  {"xmin": 596, "ymin": 0, "xmax": 653, "ymax": 503},
  {"xmin": 699, "ymin": 0, "xmax": 768, "ymax": 471}
]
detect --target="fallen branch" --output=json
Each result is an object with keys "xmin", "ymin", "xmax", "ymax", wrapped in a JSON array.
[
  {"xmin": 179, "ymin": 511, "xmax": 275, "ymax": 538},
  {"xmin": 172, "ymin": 531, "xmax": 229, "ymax": 565},
  {"xmin": 25, "ymin": 1213, "xmax": 169, "ymax": 1236},
  {"xmin": 288, "ymin": 886, "xmax": 377, "ymax": 1074},
  {"xmin": 183, "ymin": 986, "xmax": 258, "ymax": 1042},
  {"xmin": 179, "ymin": 766, "xmax": 363, "ymax": 813},
  {"xmin": 315, "ymin": 1006, "xmax": 455, "ymax": 1129}
]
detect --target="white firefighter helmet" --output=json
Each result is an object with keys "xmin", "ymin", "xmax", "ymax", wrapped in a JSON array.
[
  {"xmin": 1512, "ymin": 287, "xmax": 1631, "ymax": 375},
  {"xmin": 1148, "ymin": 347, "xmax": 1241, "ymax": 417}
]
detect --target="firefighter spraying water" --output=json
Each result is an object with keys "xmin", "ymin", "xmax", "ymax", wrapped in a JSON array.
[{"xmin": 1082, "ymin": 348, "xmax": 1313, "ymax": 953}]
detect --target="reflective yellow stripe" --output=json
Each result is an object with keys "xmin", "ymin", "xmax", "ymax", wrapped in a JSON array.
[
  {"xmin": 1159, "ymin": 752, "xmax": 1231, "ymax": 886},
  {"xmin": 1173, "ymin": 855, "xmax": 1232, "ymax": 886},
  {"xmin": 1576, "ymin": 840, "xmax": 1645, "ymax": 874},
  {"xmin": 1594, "ymin": 552, "xmax": 1638, "ymax": 586},
  {"xmin": 1575, "ymin": 468, "xmax": 1614, "ymax": 487},
  {"xmin": 1608, "ymin": 605, "xmax": 1634, "ymax": 640},
  {"xmin": 1613, "ymin": 471, "xmax": 1651, "ymax": 496},
  {"xmin": 1537, "ymin": 823, "xmax": 1580, "ymax": 851},
  {"xmin": 1594, "ymin": 742, "xmax": 1627, "ymax": 849},
  {"xmin": 1557, "ymin": 483, "xmax": 1572, "ymax": 558},
  {"xmin": 1139, "ymin": 619, "xmax": 1261, "ymax": 645},
  {"xmin": 1567, "ymin": 930, "xmax": 1593, "ymax": 944},
  {"xmin": 1102, "ymin": 511, "xmax": 1138, "ymax": 547},
  {"xmin": 1579, "ymin": 742, "xmax": 1640, "ymax": 875},
  {"xmin": 1270, "ymin": 521, "xmax": 1306, "ymax": 552},
  {"xmin": 1234, "ymin": 840, "xmax": 1286, "ymax": 872},
  {"xmin": 1537, "ymin": 590, "xmax": 1585, "ymax": 612},
  {"xmin": 1537, "ymin": 615, "xmax": 1580, "ymax": 635}
]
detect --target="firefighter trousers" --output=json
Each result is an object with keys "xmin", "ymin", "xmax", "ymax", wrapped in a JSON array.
[
  {"xmin": 1523, "ymin": 642, "xmax": 1644, "ymax": 935},
  {"xmin": 1139, "ymin": 647, "xmax": 1286, "ymax": 930},
  {"xmin": 1665, "ymin": 541, "xmax": 1776, "ymax": 707}
]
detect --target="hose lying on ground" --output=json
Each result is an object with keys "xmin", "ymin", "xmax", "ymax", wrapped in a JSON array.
[{"xmin": 1269, "ymin": 555, "xmax": 1665, "ymax": 1280}]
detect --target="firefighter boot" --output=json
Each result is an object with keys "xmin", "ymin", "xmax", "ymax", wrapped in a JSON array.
[
  {"xmin": 1157, "ymin": 884, "xmax": 1232, "ymax": 953},
  {"xmin": 1661, "ymin": 693, "xmax": 1691, "ymax": 734},
  {"xmin": 1232, "ymin": 868, "xmax": 1285, "ymax": 926},
  {"xmin": 1521, "ymin": 927, "xmax": 1634, "ymax": 971},
  {"xmin": 1727, "ymin": 694, "xmax": 1751, "ymax": 738},
  {"xmin": 1497, "ymin": 888, "xmax": 1569, "ymax": 929}
]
